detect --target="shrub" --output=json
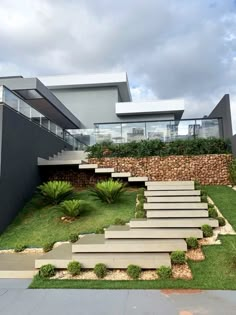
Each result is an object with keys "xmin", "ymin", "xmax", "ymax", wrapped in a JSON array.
[
  {"xmin": 217, "ymin": 217, "xmax": 226, "ymax": 227},
  {"xmin": 186, "ymin": 237, "xmax": 199, "ymax": 249},
  {"xmin": 43, "ymin": 242, "xmax": 55, "ymax": 253},
  {"xmin": 69, "ymin": 233, "xmax": 79, "ymax": 243},
  {"xmin": 208, "ymin": 207, "xmax": 218, "ymax": 218},
  {"xmin": 38, "ymin": 181, "xmax": 73, "ymax": 205},
  {"xmin": 171, "ymin": 251, "xmax": 186, "ymax": 264},
  {"xmin": 201, "ymin": 224, "xmax": 213, "ymax": 237},
  {"xmin": 135, "ymin": 210, "xmax": 146, "ymax": 218},
  {"xmin": 135, "ymin": 203, "xmax": 144, "ymax": 212},
  {"xmin": 201, "ymin": 195, "xmax": 208, "ymax": 203},
  {"xmin": 39, "ymin": 264, "xmax": 56, "ymax": 278},
  {"xmin": 60, "ymin": 199, "xmax": 95, "ymax": 218},
  {"xmin": 14, "ymin": 244, "xmax": 26, "ymax": 252},
  {"xmin": 114, "ymin": 218, "xmax": 126, "ymax": 225},
  {"xmin": 229, "ymin": 159, "xmax": 236, "ymax": 185},
  {"xmin": 89, "ymin": 179, "xmax": 126, "ymax": 204},
  {"xmin": 67, "ymin": 261, "xmax": 81, "ymax": 276},
  {"xmin": 157, "ymin": 266, "xmax": 172, "ymax": 279},
  {"xmin": 94, "ymin": 263, "xmax": 107, "ymax": 278},
  {"xmin": 201, "ymin": 189, "xmax": 207, "ymax": 197},
  {"xmin": 95, "ymin": 227, "xmax": 104, "ymax": 234},
  {"xmin": 127, "ymin": 264, "xmax": 142, "ymax": 279},
  {"xmin": 86, "ymin": 138, "xmax": 230, "ymax": 158}
]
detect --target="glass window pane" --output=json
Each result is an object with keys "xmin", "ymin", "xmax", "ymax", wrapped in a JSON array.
[
  {"xmin": 96, "ymin": 124, "xmax": 122, "ymax": 143},
  {"xmin": 19, "ymin": 100, "xmax": 31, "ymax": 118},
  {"xmin": 176, "ymin": 120, "xmax": 196, "ymax": 140},
  {"xmin": 195, "ymin": 119, "xmax": 220, "ymax": 138},
  {"xmin": 122, "ymin": 122, "xmax": 145, "ymax": 142},
  {"xmin": 41, "ymin": 116, "xmax": 49, "ymax": 130},
  {"xmin": 3, "ymin": 88, "xmax": 19, "ymax": 111}
]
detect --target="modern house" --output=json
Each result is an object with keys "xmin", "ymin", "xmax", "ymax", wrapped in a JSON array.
[{"xmin": 0, "ymin": 72, "xmax": 233, "ymax": 233}]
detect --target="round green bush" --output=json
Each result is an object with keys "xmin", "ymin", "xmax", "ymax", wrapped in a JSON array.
[
  {"xmin": 135, "ymin": 210, "xmax": 146, "ymax": 218},
  {"xmin": 114, "ymin": 218, "xmax": 126, "ymax": 225},
  {"xmin": 69, "ymin": 233, "xmax": 79, "ymax": 243},
  {"xmin": 14, "ymin": 244, "xmax": 26, "ymax": 253},
  {"xmin": 39, "ymin": 264, "xmax": 56, "ymax": 278},
  {"xmin": 201, "ymin": 224, "xmax": 213, "ymax": 237},
  {"xmin": 43, "ymin": 242, "xmax": 55, "ymax": 253},
  {"xmin": 186, "ymin": 237, "xmax": 198, "ymax": 249},
  {"xmin": 127, "ymin": 264, "xmax": 142, "ymax": 279},
  {"xmin": 217, "ymin": 217, "xmax": 226, "ymax": 227},
  {"xmin": 171, "ymin": 251, "xmax": 186, "ymax": 265},
  {"xmin": 94, "ymin": 263, "xmax": 107, "ymax": 278},
  {"xmin": 208, "ymin": 207, "xmax": 218, "ymax": 218},
  {"xmin": 95, "ymin": 227, "xmax": 105, "ymax": 234},
  {"xmin": 157, "ymin": 266, "xmax": 172, "ymax": 279},
  {"xmin": 67, "ymin": 261, "xmax": 81, "ymax": 276}
]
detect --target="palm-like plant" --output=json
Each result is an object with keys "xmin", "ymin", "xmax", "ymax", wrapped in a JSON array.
[
  {"xmin": 89, "ymin": 179, "xmax": 126, "ymax": 204},
  {"xmin": 38, "ymin": 181, "xmax": 73, "ymax": 205},
  {"xmin": 60, "ymin": 200, "xmax": 81, "ymax": 217}
]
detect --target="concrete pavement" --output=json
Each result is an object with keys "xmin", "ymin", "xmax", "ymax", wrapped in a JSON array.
[{"xmin": 0, "ymin": 280, "xmax": 236, "ymax": 315}]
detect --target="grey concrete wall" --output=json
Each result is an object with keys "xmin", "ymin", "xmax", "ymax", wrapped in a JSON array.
[
  {"xmin": 208, "ymin": 94, "xmax": 232, "ymax": 140},
  {"xmin": 0, "ymin": 105, "xmax": 72, "ymax": 233},
  {"xmin": 50, "ymin": 87, "xmax": 175, "ymax": 128}
]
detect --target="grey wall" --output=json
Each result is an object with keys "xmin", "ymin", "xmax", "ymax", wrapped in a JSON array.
[
  {"xmin": 50, "ymin": 86, "xmax": 175, "ymax": 129},
  {"xmin": 208, "ymin": 94, "xmax": 233, "ymax": 140},
  {"xmin": 0, "ymin": 105, "xmax": 72, "ymax": 233}
]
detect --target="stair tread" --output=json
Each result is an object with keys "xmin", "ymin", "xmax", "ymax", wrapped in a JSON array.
[
  {"xmin": 146, "ymin": 210, "xmax": 209, "ymax": 218},
  {"xmin": 145, "ymin": 190, "xmax": 201, "ymax": 196}
]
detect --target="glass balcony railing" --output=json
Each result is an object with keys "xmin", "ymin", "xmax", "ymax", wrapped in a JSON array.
[
  {"xmin": 0, "ymin": 85, "xmax": 85, "ymax": 150},
  {"xmin": 67, "ymin": 117, "xmax": 223, "ymax": 146}
]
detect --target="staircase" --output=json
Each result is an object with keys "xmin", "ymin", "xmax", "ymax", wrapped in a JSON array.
[{"xmin": 35, "ymin": 180, "xmax": 218, "ymax": 270}]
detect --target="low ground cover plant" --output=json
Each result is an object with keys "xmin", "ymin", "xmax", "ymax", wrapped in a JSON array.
[
  {"xmin": 217, "ymin": 217, "xmax": 226, "ymax": 227},
  {"xmin": 67, "ymin": 261, "xmax": 81, "ymax": 276},
  {"xmin": 208, "ymin": 206, "xmax": 218, "ymax": 218},
  {"xmin": 135, "ymin": 188, "xmax": 146, "ymax": 218},
  {"xmin": 86, "ymin": 138, "xmax": 230, "ymax": 158},
  {"xmin": 157, "ymin": 266, "xmax": 172, "ymax": 279},
  {"xmin": 171, "ymin": 251, "xmax": 186, "ymax": 264},
  {"xmin": 38, "ymin": 181, "xmax": 73, "ymax": 205},
  {"xmin": 186, "ymin": 237, "xmax": 198, "ymax": 249},
  {"xmin": 94, "ymin": 263, "xmax": 107, "ymax": 278},
  {"xmin": 90, "ymin": 179, "xmax": 126, "ymax": 204},
  {"xmin": 127, "ymin": 265, "xmax": 142, "ymax": 279},
  {"xmin": 69, "ymin": 233, "xmax": 79, "ymax": 243},
  {"xmin": 43, "ymin": 242, "xmax": 55, "ymax": 253},
  {"xmin": 14, "ymin": 244, "xmax": 26, "ymax": 252},
  {"xmin": 201, "ymin": 224, "xmax": 213, "ymax": 237},
  {"xmin": 39, "ymin": 264, "xmax": 56, "ymax": 278},
  {"xmin": 113, "ymin": 218, "xmax": 126, "ymax": 225},
  {"xmin": 229, "ymin": 158, "xmax": 236, "ymax": 186}
]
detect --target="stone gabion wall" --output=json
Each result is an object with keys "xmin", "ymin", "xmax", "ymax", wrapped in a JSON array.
[
  {"xmin": 89, "ymin": 154, "xmax": 232, "ymax": 185},
  {"xmin": 40, "ymin": 154, "xmax": 233, "ymax": 187}
]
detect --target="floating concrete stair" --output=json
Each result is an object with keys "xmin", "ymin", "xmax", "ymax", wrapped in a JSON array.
[
  {"xmin": 38, "ymin": 158, "xmax": 83, "ymax": 166},
  {"xmin": 128, "ymin": 176, "xmax": 149, "ymax": 182},
  {"xmin": 145, "ymin": 190, "xmax": 201, "ymax": 196},
  {"xmin": 112, "ymin": 172, "xmax": 131, "ymax": 178},
  {"xmin": 79, "ymin": 164, "xmax": 98, "ymax": 169},
  {"xmin": 144, "ymin": 202, "xmax": 208, "ymax": 210},
  {"xmin": 145, "ymin": 181, "xmax": 195, "ymax": 186},
  {"xmin": 147, "ymin": 185, "xmax": 195, "ymax": 191},
  {"xmin": 72, "ymin": 234, "xmax": 187, "ymax": 252},
  {"xmin": 105, "ymin": 225, "xmax": 203, "ymax": 239},
  {"xmin": 129, "ymin": 218, "xmax": 219, "ymax": 228},
  {"xmin": 146, "ymin": 210, "xmax": 209, "ymax": 218},
  {"xmin": 146, "ymin": 196, "xmax": 201, "ymax": 203},
  {"xmin": 71, "ymin": 253, "xmax": 171, "ymax": 269},
  {"xmin": 95, "ymin": 168, "xmax": 115, "ymax": 173}
]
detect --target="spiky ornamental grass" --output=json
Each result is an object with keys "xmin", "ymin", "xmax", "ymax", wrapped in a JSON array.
[
  {"xmin": 89, "ymin": 179, "xmax": 127, "ymax": 204},
  {"xmin": 38, "ymin": 181, "xmax": 74, "ymax": 205}
]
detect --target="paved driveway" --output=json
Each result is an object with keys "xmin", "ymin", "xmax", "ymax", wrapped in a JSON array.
[{"xmin": 0, "ymin": 280, "xmax": 236, "ymax": 315}]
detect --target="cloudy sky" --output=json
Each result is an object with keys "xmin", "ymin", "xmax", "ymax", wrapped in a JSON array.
[{"xmin": 0, "ymin": 0, "xmax": 236, "ymax": 131}]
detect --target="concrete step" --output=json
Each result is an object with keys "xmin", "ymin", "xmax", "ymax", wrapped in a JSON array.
[
  {"xmin": 72, "ymin": 234, "xmax": 187, "ymax": 252},
  {"xmin": 146, "ymin": 196, "xmax": 201, "ymax": 203},
  {"xmin": 111, "ymin": 172, "xmax": 131, "ymax": 178},
  {"xmin": 37, "ymin": 158, "xmax": 83, "ymax": 166},
  {"xmin": 95, "ymin": 168, "xmax": 115, "ymax": 173},
  {"xmin": 71, "ymin": 253, "xmax": 171, "ymax": 269},
  {"xmin": 146, "ymin": 210, "xmax": 209, "ymax": 218},
  {"xmin": 105, "ymin": 225, "xmax": 203, "ymax": 239},
  {"xmin": 129, "ymin": 218, "xmax": 219, "ymax": 228},
  {"xmin": 144, "ymin": 202, "xmax": 208, "ymax": 210},
  {"xmin": 128, "ymin": 176, "xmax": 149, "ymax": 182},
  {"xmin": 145, "ymin": 190, "xmax": 201, "ymax": 196},
  {"xmin": 79, "ymin": 164, "xmax": 98, "ymax": 169},
  {"xmin": 147, "ymin": 185, "xmax": 195, "ymax": 191},
  {"xmin": 145, "ymin": 181, "xmax": 194, "ymax": 186}
]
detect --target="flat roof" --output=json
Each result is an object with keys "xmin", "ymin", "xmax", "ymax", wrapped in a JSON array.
[
  {"xmin": 116, "ymin": 99, "xmax": 185, "ymax": 120},
  {"xmin": 39, "ymin": 72, "xmax": 132, "ymax": 102},
  {"xmin": 0, "ymin": 77, "xmax": 81, "ymax": 129}
]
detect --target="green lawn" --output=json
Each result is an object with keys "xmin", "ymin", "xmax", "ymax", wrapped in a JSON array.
[
  {"xmin": 0, "ymin": 190, "xmax": 136, "ymax": 249},
  {"xmin": 30, "ymin": 235, "xmax": 236, "ymax": 289},
  {"xmin": 204, "ymin": 185, "xmax": 236, "ymax": 230}
]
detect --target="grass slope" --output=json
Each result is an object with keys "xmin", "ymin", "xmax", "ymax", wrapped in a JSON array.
[
  {"xmin": 0, "ymin": 190, "xmax": 136, "ymax": 249},
  {"xmin": 30, "ymin": 235, "xmax": 236, "ymax": 290},
  {"xmin": 204, "ymin": 185, "xmax": 236, "ymax": 229}
]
